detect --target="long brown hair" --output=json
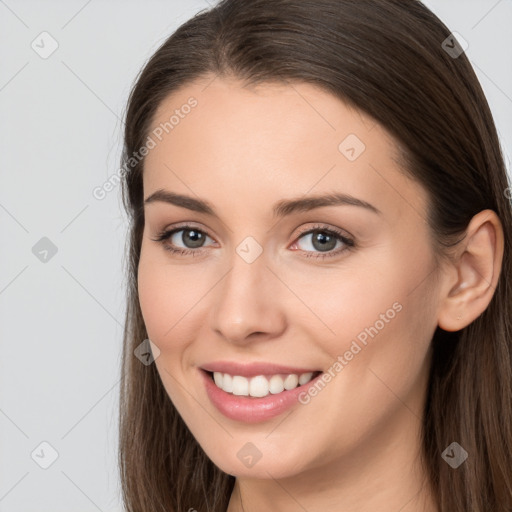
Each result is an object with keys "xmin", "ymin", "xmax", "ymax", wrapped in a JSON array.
[{"xmin": 118, "ymin": 1, "xmax": 512, "ymax": 510}]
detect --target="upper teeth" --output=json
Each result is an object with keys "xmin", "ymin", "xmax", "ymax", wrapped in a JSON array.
[{"xmin": 212, "ymin": 372, "xmax": 316, "ymax": 398}]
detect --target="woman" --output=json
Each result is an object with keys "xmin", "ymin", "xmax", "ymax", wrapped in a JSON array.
[{"xmin": 118, "ymin": 0, "xmax": 512, "ymax": 510}]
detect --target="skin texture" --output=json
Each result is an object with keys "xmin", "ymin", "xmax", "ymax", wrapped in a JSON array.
[{"xmin": 137, "ymin": 76, "xmax": 504, "ymax": 512}]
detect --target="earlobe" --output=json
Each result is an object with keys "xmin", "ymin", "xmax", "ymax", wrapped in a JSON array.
[{"xmin": 437, "ymin": 209, "xmax": 504, "ymax": 332}]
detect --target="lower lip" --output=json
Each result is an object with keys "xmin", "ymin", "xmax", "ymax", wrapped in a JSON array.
[{"xmin": 200, "ymin": 369, "xmax": 323, "ymax": 423}]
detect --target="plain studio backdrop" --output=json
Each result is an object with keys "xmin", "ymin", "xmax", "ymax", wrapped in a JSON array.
[{"xmin": 0, "ymin": 1, "xmax": 511, "ymax": 510}]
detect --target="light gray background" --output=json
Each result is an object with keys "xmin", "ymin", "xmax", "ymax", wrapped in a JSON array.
[{"xmin": 0, "ymin": 1, "xmax": 510, "ymax": 510}]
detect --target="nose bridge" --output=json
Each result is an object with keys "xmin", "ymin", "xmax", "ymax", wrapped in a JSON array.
[
  {"xmin": 210, "ymin": 238, "xmax": 285, "ymax": 342},
  {"xmin": 218, "ymin": 242, "xmax": 270, "ymax": 316}
]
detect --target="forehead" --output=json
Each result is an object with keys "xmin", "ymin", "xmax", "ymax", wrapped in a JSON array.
[{"xmin": 143, "ymin": 76, "xmax": 427, "ymax": 223}]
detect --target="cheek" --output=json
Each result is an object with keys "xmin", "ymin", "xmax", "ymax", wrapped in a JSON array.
[
  {"xmin": 310, "ymin": 234, "xmax": 437, "ymax": 343},
  {"xmin": 137, "ymin": 245, "xmax": 213, "ymax": 354},
  {"xmin": 323, "ymin": 251, "xmax": 437, "ymax": 414},
  {"xmin": 137, "ymin": 256, "xmax": 168, "ymax": 340},
  {"xmin": 137, "ymin": 251, "xmax": 202, "ymax": 408},
  {"xmin": 299, "ymin": 242, "xmax": 437, "ymax": 382}
]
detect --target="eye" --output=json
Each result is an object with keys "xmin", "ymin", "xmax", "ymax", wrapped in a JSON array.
[
  {"xmin": 151, "ymin": 222, "xmax": 355, "ymax": 260},
  {"xmin": 150, "ymin": 225, "xmax": 215, "ymax": 256},
  {"xmin": 291, "ymin": 224, "xmax": 355, "ymax": 259}
]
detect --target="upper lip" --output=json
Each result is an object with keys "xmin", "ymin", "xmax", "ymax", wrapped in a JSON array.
[{"xmin": 200, "ymin": 361, "xmax": 321, "ymax": 378}]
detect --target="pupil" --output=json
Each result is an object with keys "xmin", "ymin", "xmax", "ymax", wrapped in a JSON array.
[
  {"xmin": 313, "ymin": 231, "xmax": 336, "ymax": 252},
  {"xmin": 184, "ymin": 229, "xmax": 204, "ymax": 248}
]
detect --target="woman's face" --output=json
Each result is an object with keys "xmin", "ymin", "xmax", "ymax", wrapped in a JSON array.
[{"xmin": 138, "ymin": 76, "xmax": 444, "ymax": 480}]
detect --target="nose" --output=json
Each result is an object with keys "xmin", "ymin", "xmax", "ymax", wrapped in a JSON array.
[{"xmin": 210, "ymin": 248, "xmax": 287, "ymax": 345}]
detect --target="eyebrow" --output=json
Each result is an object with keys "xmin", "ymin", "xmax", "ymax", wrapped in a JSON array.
[{"xmin": 144, "ymin": 189, "xmax": 381, "ymax": 217}]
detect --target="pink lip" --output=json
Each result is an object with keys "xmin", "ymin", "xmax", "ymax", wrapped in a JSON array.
[
  {"xmin": 200, "ymin": 368, "xmax": 324, "ymax": 423},
  {"xmin": 200, "ymin": 360, "xmax": 320, "ymax": 378}
]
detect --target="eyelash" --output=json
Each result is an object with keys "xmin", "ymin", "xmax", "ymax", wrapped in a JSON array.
[{"xmin": 150, "ymin": 223, "xmax": 355, "ymax": 260}]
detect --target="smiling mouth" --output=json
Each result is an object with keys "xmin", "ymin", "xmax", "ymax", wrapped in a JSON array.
[{"xmin": 204, "ymin": 369, "xmax": 323, "ymax": 398}]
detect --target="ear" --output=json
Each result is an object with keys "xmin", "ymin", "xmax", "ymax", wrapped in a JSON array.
[{"xmin": 437, "ymin": 209, "xmax": 504, "ymax": 332}]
